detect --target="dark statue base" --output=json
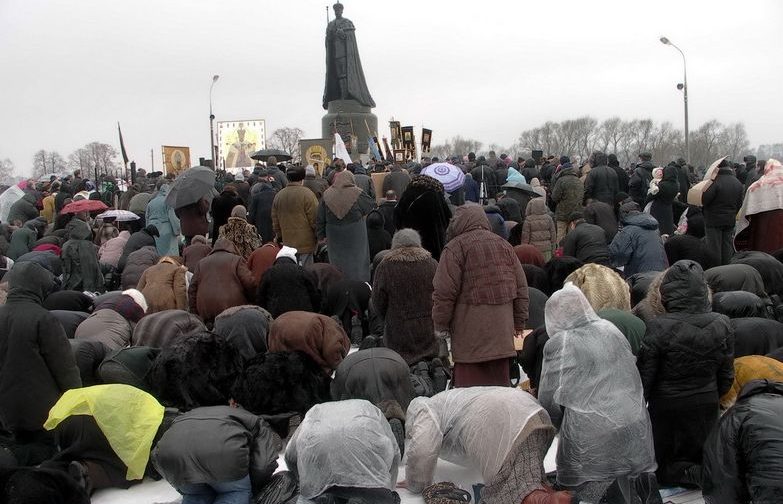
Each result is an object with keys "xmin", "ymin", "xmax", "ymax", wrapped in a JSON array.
[{"xmin": 322, "ymin": 99, "xmax": 377, "ymax": 162}]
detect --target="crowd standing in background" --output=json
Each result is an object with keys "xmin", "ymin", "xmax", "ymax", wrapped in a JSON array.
[{"xmin": 1, "ymin": 150, "xmax": 783, "ymax": 504}]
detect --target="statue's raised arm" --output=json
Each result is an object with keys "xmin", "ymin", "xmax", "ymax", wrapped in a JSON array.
[{"xmin": 322, "ymin": 2, "xmax": 375, "ymax": 110}]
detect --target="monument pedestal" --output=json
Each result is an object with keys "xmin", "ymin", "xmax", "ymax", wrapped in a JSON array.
[{"xmin": 322, "ymin": 99, "xmax": 377, "ymax": 162}]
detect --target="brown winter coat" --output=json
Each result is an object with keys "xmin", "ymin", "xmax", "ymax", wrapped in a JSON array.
[
  {"xmin": 271, "ymin": 185, "xmax": 318, "ymax": 254},
  {"xmin": 188, "ymin": 239, "xmax": 256, "ymax": 323},
  {"xmin": 520, "ymin": 198, "xmax": 556, "ymax": 258},
  {"xmin": 75, "ymin": 309, "xmax": 134, "ymax": 351},
  {"xmin": 182, "ymin": 236, "xmax": 211, "ymax": 272},
  {"xmin": 137, "ymin": 257, "xmax": 189, "ymax": 313},
  {"xmin": 267, "ymin": 311, "xmax": 350, "ymax": 373},
  {"xmin": 175, "ymin": 198, "xmax": 210, "ymax": 239},
  {"xmin": 372, "ymin": 245, "xmax": 439, "ymax": 365},
  {"xmin": 432, "ymin": 205, "xmax": 529, "ymax": 364}
]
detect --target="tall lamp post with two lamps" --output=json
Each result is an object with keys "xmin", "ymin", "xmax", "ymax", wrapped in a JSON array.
[{"xmin": 209, "ymin": 74, "xmax": 220, "ymax": 169}]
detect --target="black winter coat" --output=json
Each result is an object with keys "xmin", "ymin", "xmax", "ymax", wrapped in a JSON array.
[
  {"xmin": 331, "ymin": 347, "xmax": 414, "ymax": 410},
  {"xmin": 376, "ymin": 200, "xmax": 397, "ymax": 238},
  {"xmin": 729, "ymin": 318, "xmax": 783, "ymax": 358},
  {"xmin": 562, "ymin": 221, "xmax": 611, "ymax": 265},
  {"xmin": 256, "ymin": 258, "xmax": 321, "ymax": 318},
  {"xmin": 664, "ymin": 234, "xmax": 719, "ymax": 271},
  {"xmin": 584, "ymin": 163, "xmax": 619, "ymax": 205},
  {"xmin": 469, "ymin": 164, "xmax": 498, "ymax": 198},
  {"xmin": 583, "ymin": 201, "xmax": 617, "ymax": 243},
  {"xmin": 702, "ymin": 168, "xmax": 745, "ymax": 228},
  {"xmin": 117, "ymin": 229, "xmax": 156, "ymax": 272},
  {"xmin": 0, "ymin": 262, "xmax": 81, "ymax": 432},
  {"xmin": 248, "ymin": 184, "xmax": 276, "ymax": 243},
  {"xmin": 210, "ymin": 190, "xmax": 244, "ymax": 245},
  {"xmin": 648, "ymin": 166, "xmax": 679, "ymax": 235},
  {"xmin": 628, "ymin": 161, "xmax": 654, "ymax": 207},
  {"xmin": 366, "ymin": 210, "xmax": 391, "ymax": 260},
  {"xmin": 637, "ymin": 260, "xmax": 734, "ymax": 403},
  {"xmin": 711, "ymin": 291, "xmax": 768, "ymax": 319},
  {"xmin": 731, "ymin": 250, "xmax": 783, "ymax": 298},
  {"xmin": 702, "ymin": 380, "xmax": 783, "ymax": 504}
]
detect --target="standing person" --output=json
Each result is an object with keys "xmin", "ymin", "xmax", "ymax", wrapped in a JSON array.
[
  {"xmin": 210, "ymin": 186, "xmax": 243, "ymax": 246},
  {"xmin": 608, "ymin": 154, "xmax": 629, "ymax": 194},
  {"xmin": 381, "ymin": 163, "xmax": 411, "ymax": 199},
  {"xmin": 0, "ymin": 262, "xmax": 81, "ymax": 465},
  {"xmin": 637, "ymin": 260, "xmax": 734, "ymax": 488},
  {"xmin": 584, "ymin": 151, "xmax": 619, "ymax": 205},
  {"xmin": 247, "ymin": 170, "xmax": 277, "ymax": 243},
  {"xmin": 628, "ymin": 152, "xmax": 655, "ymax": 208},
  {"xmin": 366, "ymin": 209, "xmax": 391, "ymax": 261},
  {"xmin": 61, "ymin": 219, "xmax": 105, "ymax": 293},
  {"xmin": 520, "ymin": 198, "xmax": 556, "ymax": 261},
  {"xmin": 371, "ymin": 229, "xmax": 439, "ymax": 366},
  {"xmin": 175, "ymin": 197, "xmax": 210, "ymax": 247},
  {"xmin": 432, "ymin": 205, "xmax": 529, "ymax": 387},
  {"xmin": 351, "ymin": 164, "xmax": 376, "ymax": 200},
  {"xmin": 394, "ymin": 175, "xmax": 452, "ymax": 261},
  {"xmin": 271, "ymin": 165, "xmax": 318, "ymax": 266},
  {"xmin": 703, "ymin": 159, "xmax": 745, "ymax": 265},
  {"xmin": 376, "ymin": 190, "xmax": 397, "ymax": 238},
  {"xmin": 674, "ymin": 158, "xmax": 691, "ymax": 204},
  {"xmin": 265, "ymin": 156, "xmax": 288, "ymax": 191},
  {"xmin": 303, "ymin": 165, "xmax": 328, "ymax": 201},
  {"xmin": 647, "ymin": 165, "xmax": 679, "ymax": 235},
  {"xmin": 218, "ymin": 205, "xmax": 261, "ymax": 259},
  {"xmin": 551, "ymin": 161, "xmax": 585, "ymax": 244},
  {"xmin": 145, "ymin": 183, "xmax": 181, "ymax": 256},
  {"xmin": 317, "ymin": 170, "xmax": 375, "ymax": 282},
  {"xmin": 539, "ymin": 284, "xmax": 658, "ymax": 502}
]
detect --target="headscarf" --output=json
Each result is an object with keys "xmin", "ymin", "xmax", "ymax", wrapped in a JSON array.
[
  {"xmin": 736, "ymin": 159, "xmax": 783, "ymax": 237},
  {"xmin": 323, "ymin": 171, "xmax": 363, "ymax": 219}
]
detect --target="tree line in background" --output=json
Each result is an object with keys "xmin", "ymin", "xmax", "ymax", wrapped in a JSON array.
[{"xmin": 431, "ymin": 117, "xmax": 781, "ymax": 169}]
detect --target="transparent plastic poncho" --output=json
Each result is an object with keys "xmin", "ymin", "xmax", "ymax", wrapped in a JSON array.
[
  {"xmin": 284, "ymin": 399, "xmax": 400, "ymax": 500},
  {"xmin": 405, "ymin": 387, "xmax": 551, "ymax": 493},
  {"xmin": 538, "ymin": 283, "xmax": 656, "ymax": 486}
]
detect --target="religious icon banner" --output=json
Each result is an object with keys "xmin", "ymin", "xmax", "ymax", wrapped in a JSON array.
[
  {"xmin": 217, "ymin": 120, "xmax": 266, "ymax": 170},
  {"xmin": 299, "ymin": 138, "xmax": 332, "ymax": 176},
  {"xmin": 162, "ymin": 146, "xmax": 191, "ymax": 176}
]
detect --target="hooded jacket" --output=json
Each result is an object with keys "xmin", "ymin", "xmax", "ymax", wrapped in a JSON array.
[
  {"xmin": 637, "ymin": 260, "xmax": 735, "ymax": 403},
  {"xmin": 213, "ymin": 305, "xmax": 272, "ymax": 361},
  {"xmin": 188, "ymin": 239, "xmax": 256, "ymax": 323},
  {"xmin": 520, "ymin": 198, "xmax": 556, "ymax": 256},
  {"xmin": 608, "ymin": 212, "xmax": 667, "ymax": 276},
  {"xmin": 61, "ymin": 219, "xmax": 105, "ymax": 293},
  {"xmin": 584, "ymin": 152, "xmax": 619, "ymax": 205},
  {"xmin": 550, "ymin": 168, "xmax": 584, "ymax": 221},
  {"xmin": 131, "ymin": 309, "xmax": 206, "ymax": 348},
  {"xmin": 267, "ymin": 311, "xmax": 350, "ymax": 373},
  {"xmin": 432, "ymin": 205, "xmax": 528, "ymax": 363},
  {"xmin": 7, "ymin": 193, "xmax": 39, "ymax": 225},
  {"xmin": 6, "ymin": 221, "xmax": 40, "ymax": 260},
  {"xmin": 0, "ymin": 262, "xmax": 81, "ymax": 432},
  {"xmin": 702, "ymin": 380, "xmax": 783, "ymax": 504}
]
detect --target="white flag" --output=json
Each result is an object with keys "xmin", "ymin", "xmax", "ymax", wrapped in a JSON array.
[{"xmin": 333, "ymin": 133, "xmax": 352, "ymax": 163}]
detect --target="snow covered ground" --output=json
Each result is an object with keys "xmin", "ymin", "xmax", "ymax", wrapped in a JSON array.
[{"xmin": 92, "ymin": 440, "xmax": 558, "ymax": 504}]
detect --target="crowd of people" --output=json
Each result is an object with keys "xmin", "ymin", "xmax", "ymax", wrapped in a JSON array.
[{"xmin": 1, "ymin": 148, "xmax": 783, "ymax": 504}]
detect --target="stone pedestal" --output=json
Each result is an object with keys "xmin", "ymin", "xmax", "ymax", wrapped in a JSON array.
[{"xmin": 322, "ymin": 99, "xmax": 377, "ymax": 162}]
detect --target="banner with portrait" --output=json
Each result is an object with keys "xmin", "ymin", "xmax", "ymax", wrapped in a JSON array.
[
  {"xmin": 217, "ymin": 120, "xmax": 266, "ymax": 170},
  {"xmin": 162, "ymin": 146, "xmax": 191, "ymax": 176},
  {"xmin": 401, "ymin": 126, "xmax": 416, "ymax": 160},
  {"xmin": 421, "ymin": 128, "xmax": 433, "ymax": 155},
  {"xmin": 299, "ymin": 138, "xmax": 332, "ymax": 176},
  {"xmin": 389, "ymin": 121, "xmax": 402, "ymax": 149}
]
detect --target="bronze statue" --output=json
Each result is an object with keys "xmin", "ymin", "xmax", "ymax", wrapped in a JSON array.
[{"xmin": 322, "ymin": 2, "xmax": 375, "ymax": 110}]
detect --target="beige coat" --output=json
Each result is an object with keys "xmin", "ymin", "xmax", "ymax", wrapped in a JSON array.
[
  {"xmin": 271, "ymin": 185, "xmax": 318, "ymax": 254},
  {"xmin": 137, "ymin": 257, "xmax": 188, "ymax": 313}
]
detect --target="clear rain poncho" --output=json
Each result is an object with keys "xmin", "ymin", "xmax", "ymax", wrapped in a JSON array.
[
  {"xmin": 404, "ymin": 387, "xmax": 554, "ymax": 494},
  {"xmin": 284, "ymin": 399, "xmax": 400, "ymax": 500},
  {"xmin": 538, "ymin": 283, "xmax": 656, "ymax": 486}
]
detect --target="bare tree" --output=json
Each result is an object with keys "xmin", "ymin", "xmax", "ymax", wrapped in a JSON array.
[
  {"xmin": 67, "ymin": 143, "xmax": 119, "ymax": 180},
  {"xmin": 31, "ymin": 150, "xmax": 67, "ymax": 179},
  {"xmin": 267, "ymin": 127, "xmax": 305, "ymax": 164},
  {"xmin": 0, "ymin": 158, "xmax": 16, "ymax": 185},
  {"xmin": 429, "ymin": 136, "xmax": 484, "ymax": 159},
  {"xmin": 757, "ymin": 143, "xmax": 783, "ymax": 161}
]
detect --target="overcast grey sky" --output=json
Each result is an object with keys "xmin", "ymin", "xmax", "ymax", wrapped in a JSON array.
[{"xmin": 1, "ymin": 0, "xmax": 781, "ymax": 175}]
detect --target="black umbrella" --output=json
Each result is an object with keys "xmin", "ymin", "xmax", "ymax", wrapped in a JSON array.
[
  {"xmin": 250, "ymin": 148, "xmax": 292, "ymax": 162},
  {"xmin": 165, "ymin": 166, "xmax": 219, "ymax": 208}
]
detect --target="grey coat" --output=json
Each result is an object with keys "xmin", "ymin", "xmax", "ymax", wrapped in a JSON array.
[{"xmin": 316, "ymin": 193, "xmax": 375, "ymax": 282}]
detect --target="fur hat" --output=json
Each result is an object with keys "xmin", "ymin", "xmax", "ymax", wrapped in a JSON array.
[
  {"xmin": 191, "ymin": 235, "xmax": 208, "ymax": 245},
  {"xmin": 231, "ymin": 205, "xmax": 247, "ymax": 219},
  {"xmin": 276, "ymin": 245, "xmax": 298, "ymax": 263},
  {"xmin": 122, "ymin": 288, "xmax": 148, "ymax": 314},
  {"xmin": 391, "ymin": 229, "xmax": 422, "ymax": 249}
]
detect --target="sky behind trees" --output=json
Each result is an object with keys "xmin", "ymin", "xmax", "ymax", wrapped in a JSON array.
[{"xmin": 1, "ymin": 0, "xmax": 781, "ymax": 175}]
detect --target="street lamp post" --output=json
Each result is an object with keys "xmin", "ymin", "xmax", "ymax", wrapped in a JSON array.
[
  {"xmin": 660, "ymin": 37, "xmax": 689, "ymax": 165},
  {"xmin": 209, "ymin": 75, "xmax": 220, "ymax": 169}
]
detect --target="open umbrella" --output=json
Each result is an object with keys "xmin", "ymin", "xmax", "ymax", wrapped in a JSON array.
[
  {"xmin": 250, "ymin": 148, "xmax": 293, "ymax": 162},
  {"xmin": 96, "ymin": 209, "xmax": 140, "ymax": 222},
  {"xmin": 60, "ymin": 199, "xmax": 109, "ymax": 214},
  {"xmin": 421, "ymin": 162, "xmax": 465, "ymax": 193},
  {"xmin": 165, "ymin": 165, "xmax": 219, "ymax": 208}
]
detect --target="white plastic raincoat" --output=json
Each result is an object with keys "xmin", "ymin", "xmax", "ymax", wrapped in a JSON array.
[{"xmin": 538, "ymin": 283, "xmax": 656, "ymax": 486}]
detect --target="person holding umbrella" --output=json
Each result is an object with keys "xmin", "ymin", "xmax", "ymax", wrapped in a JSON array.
[{"xmin": 166, "ymin": 166, "xmax": 219, "ymax": 246}]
